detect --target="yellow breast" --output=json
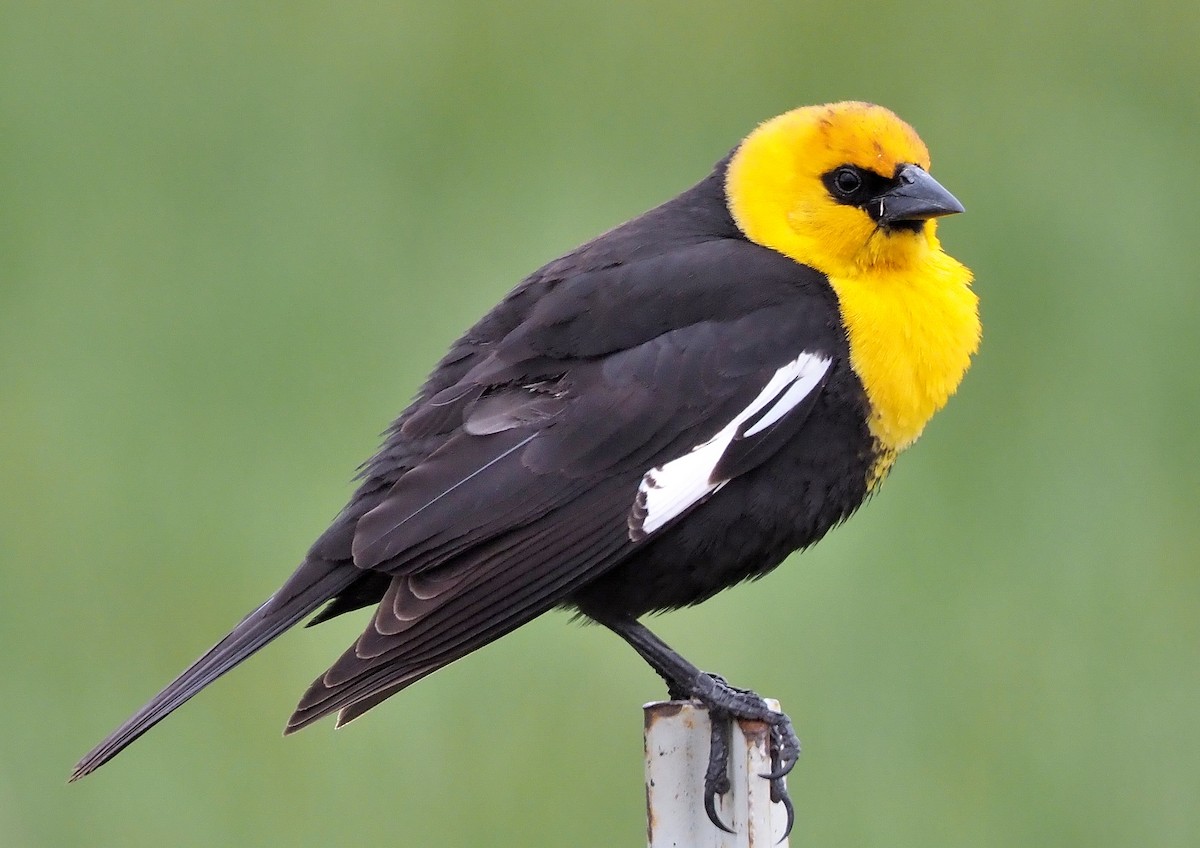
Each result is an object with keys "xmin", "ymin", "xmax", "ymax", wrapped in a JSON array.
[
  {"xmin": 828, "ymin": 247, "xmax": 979, "ymax": 457},
  {"xmin": 723, "ymin": 102, "xmax": 981, "ymax": 486}
]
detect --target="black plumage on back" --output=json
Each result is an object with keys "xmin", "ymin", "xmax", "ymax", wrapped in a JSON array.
[{"xmin": 72, "ymin": 155, "xmax": 872, "ymax": 805}]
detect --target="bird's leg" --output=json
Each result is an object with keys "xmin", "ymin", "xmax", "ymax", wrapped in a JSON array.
[
  {"xmin": 653, "ymin": 667, "xmax": 691, "ymax": 702},
  {"xmin": 593, "ymin": 613, "xmax": 799, "ymax": 838}
]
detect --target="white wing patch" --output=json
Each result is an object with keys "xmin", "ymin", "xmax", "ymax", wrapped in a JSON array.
[{"xmin": 628, "ymin": 352, "xmax": 832, "ymax": 541}]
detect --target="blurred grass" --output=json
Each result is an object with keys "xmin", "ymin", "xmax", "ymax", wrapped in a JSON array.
[{"xmin": 2, "ymin": 1, "xmax": 1198, "ymax": 846}]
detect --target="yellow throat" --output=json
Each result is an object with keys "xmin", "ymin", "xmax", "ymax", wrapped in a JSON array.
[{"xmin": 725, "ymin": 101, "xmax": 980, "ymax": 470}]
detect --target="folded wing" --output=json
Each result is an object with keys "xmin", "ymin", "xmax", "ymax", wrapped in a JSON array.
[{"xmin": 290, "ymin": 299, "xmax": 838, "ymax": 730}]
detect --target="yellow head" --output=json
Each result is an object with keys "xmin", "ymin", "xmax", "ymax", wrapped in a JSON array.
[
  {"xmin": 726, "ymin": 101, "xmax": 960, "ymax": 278},
  {"xmin": 727, "ymin": 102, "xmax": 980, "ymax": 459}
]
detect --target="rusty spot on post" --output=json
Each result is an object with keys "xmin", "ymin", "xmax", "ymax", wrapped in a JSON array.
[
  {"xmin": 643, "ymin": 699, "xmax": 685, "ymax": 733},
  {"xmin": 737, "ymin": 717, "xmax": 770, "ymax": 748}
]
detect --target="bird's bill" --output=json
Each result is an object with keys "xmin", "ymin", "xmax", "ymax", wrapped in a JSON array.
[{"xmin": 875, "ymin": 164, "xmax": 964, "ymax": 225}]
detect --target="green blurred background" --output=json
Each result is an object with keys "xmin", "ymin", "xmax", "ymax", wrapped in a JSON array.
[{"xmin": 3, "ymin": 2, "xmax": 1197, "ymax": 846}]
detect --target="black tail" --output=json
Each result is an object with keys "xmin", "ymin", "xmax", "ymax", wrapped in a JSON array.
[{"xmin": 70, "ymin": 557, "xmax": 359, "ymax": 781}]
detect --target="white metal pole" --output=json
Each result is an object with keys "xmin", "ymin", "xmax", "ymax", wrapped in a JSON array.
[{"xmin": 644, "ymin": 700, "xmax": 791, "ymax": 848}]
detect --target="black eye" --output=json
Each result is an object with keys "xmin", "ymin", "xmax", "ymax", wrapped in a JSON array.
[{"xmin": 832, "ymin": 167, "xmax": 862, "ymax": 197}]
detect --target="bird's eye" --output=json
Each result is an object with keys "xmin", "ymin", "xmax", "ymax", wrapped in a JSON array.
[{"xmin": 832, "ymin": 167, "xmax": 862, "ymax": 197}]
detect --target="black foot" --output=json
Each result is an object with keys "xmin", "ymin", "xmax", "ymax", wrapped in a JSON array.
[
  {"xmin": 589, "ymin": 615, "xmax": 799, "ymax": 839},
  {"xmin": 704, "ymin": 707, "xmax": 735, "ymax": 833},
  {"xmin": 692, "ymin": 673, "xmax": 799, "ymax": 840}
]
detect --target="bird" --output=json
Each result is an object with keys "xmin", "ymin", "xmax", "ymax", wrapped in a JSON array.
[{"xmin": 71, "ymin": 101, "xmax": 980, "ymax": 835}]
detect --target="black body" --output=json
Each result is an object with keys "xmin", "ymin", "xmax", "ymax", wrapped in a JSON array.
[{"xmin": 73, "ymin": 154, "xmax": 876, "ymax": 778}]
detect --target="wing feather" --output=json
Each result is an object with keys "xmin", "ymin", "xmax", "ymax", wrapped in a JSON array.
[
  {"xmin": 287, "ymin": 250, "xmax": 844, "ymax": 732},
  {"xmin": 286, "ymin": 492, "xmax": 631, "ymax": 731}
]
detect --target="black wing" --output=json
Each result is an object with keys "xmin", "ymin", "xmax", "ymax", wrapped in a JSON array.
[
  {"xmin": 72, "ymin": 161, "xmax": 848, "ymax": 774},
  {"xmin": 288, "ymin": 242, "xmax": 842, "ymax": 730}
]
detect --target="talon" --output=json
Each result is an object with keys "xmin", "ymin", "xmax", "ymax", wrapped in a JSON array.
[
  {"xmin": 763, "ymin": 714, "xmax": 799, "ymax": 840},
  {"xmin": 760, "ymin": 714, "xmax": 801, "ymax": 780},
  {"xmin": 761, "ymin": 723, "xmax": 797, "ymax": 841},
  {"xmin": 703, "ymin": 708, "xmax": 734, "ymax": 832},
  {"xmin": 674, "ymin": 668, "xmax": 805, "ymax": 835},
  {"xmin": 704, "ymin": 786, "xmax": 736, "ymax": 834},
  {"xmin": 773, "ymin": 782, "xmax": 796, "ymax": 842},
  {"xmin": 759, "ymin": 760, "xmax": 797, "ymax": 781}
]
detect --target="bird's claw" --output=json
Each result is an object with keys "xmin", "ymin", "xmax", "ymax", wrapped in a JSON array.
[
  {"xmin": 691, "ymin": 672, "xmax": 801, "ymax": 840},
  {"xmin": 766, "ymin": 721, "xmax": 797, "ymax": 841},
  {"xmin": 759, "ymin": 715, "xmax": 800, "ymax": 780},
  {"xmin": 703, "ymin": 708, "xmax": 736, "ymax": 833}
]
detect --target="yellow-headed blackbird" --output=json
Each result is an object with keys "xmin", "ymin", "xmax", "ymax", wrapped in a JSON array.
[{"xmin": 72, "ymin": 102, "xmax": 980, "ymax": 833}]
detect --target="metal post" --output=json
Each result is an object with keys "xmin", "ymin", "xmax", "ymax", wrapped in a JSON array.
[{"xmin": 644, "ymin": 700, "xmax": 791, "ymax": 847}]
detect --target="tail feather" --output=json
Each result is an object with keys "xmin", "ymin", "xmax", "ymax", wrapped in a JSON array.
[{"xmin": 70, "ymin": 557, "xmax": 358, "ymax": 781}]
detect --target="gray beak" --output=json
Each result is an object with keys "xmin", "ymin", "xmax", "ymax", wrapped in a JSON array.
[{"xmin": 874, "ymin": 164, "xmax": 964, "ymax": 225}]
